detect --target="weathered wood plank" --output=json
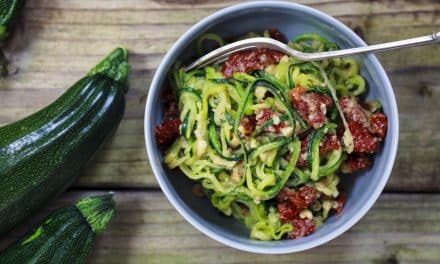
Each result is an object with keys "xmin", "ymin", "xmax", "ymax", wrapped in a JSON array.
[
  {"xmin": 23, "ymin": 1, "xmax": 440, "ymax": 22},
  {"xmin": 0, "ymin": 191, "xmax": 439, "ymax": 263},
  {"xmin": 24, "ymin": 0, "xmax": 402, "ymax": 10},
  {"xmin": 0, "ymin": 0, "xmax": 439, "ymax": 191}
]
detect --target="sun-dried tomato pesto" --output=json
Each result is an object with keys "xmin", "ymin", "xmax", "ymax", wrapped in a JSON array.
[
  {"xmin": 290, "ymin": 86, "xmax": 333, "ymax": 129},
  {"xmin": 155, "ymin": 90, "xmax": 181, "ymax": 147},
  {"xmin": 221, "ymin": 48, "xmax": 284, "ymax": 78},
  {"xmin": 154, "ymin": 118, "xmax": 181, "ymax": 147}
]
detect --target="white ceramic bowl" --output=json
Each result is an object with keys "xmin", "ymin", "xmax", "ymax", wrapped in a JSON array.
[{"xmin": 144, "ymin": 1, "xmax": 399, "ymax": 254}]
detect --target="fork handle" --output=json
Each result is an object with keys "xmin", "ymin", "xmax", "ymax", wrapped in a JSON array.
[
  {"xmin": 185, "ymin": 32, "xmax": 440, "ymax": 71},
  {"xmin": 304, "ymin": 32, "xmax": 440, "ymax": 60}
]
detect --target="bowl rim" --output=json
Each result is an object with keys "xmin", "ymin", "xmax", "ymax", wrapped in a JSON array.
[{"xmin": 144, "ymin": 0, "xmax": 399, "ymax": 254}]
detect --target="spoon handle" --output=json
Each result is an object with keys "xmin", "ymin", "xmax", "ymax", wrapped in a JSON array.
[{"xmin": 304, "ymin": 32, "xmax": 440, "ymax": 60}]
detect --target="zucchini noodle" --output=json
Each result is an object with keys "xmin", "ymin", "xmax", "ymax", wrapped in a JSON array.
[
  {"xmin": 196, "ymin": 33, "xmax": 226, "ymax": 56},
  {"xmin": 163, "ymin": 32, "xmax": 373, "ymax": 241}
]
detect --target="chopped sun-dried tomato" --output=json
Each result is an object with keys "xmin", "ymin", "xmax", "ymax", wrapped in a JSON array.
[
  {"xmin": 154, "ymin": 118, "xmax": 181, "ymax": 147},
  {"xmin": 370, "ymin": 113, "xmax": 387, "ymax": 138},
  {"xmin": 296, "ymin": 130, "xmax": 341, "ymax": 168},
  {"xmin": 296, "ymin": 133, "xmax": 310, "ymax": 168},
  {"xmin": 255, "ymin": 108, "xmax": 273, "ymax": 126},
  {"xmin": 221, "ymin": 48, "xmax": 284, "ymax": 78},
  {"xmin": 320, "ymin": 132, "xmax": 341, "ymax": 153},
  {"xmin": 276, "ymin": 187, "xmax": 318, "ymax": 222},
  {"xmin": 333, "ymin": 193, "xmax": 345, "ymax": 215},
  {"xmin": 277, "ymin": 201, "xmax": 299, "ymax": 222},
  {"xmin": 238, "ymin": 115, "xmax": 256, "ymax": 137},
  {"xmin": 164, "ymin": 99, "xmax": 179, "ymax": 120},
  {"xmin": 160, "ymin": 88, "xmax": 180, "ymax": 119},
  {"xmin": 289, "ymin": 86, "xmax": 333, "ymax": 129},
  {"xmin": 287, "ymin": 218, "xmax": 316, "ymax": 239},
  {"xmin": 339, "ymin": 96, "xmax": 369, "ymax": 124},
  {"xmin": 349, "ymin": 122, "xmax": 381, "ymax": 153},
  {"xmin": 255, "ymin": 108, "xmax": 287, "ymax": 134},
  {"xmin": 298, "ymin": 186, "xmax": 319, "ymax": 206},
  {"xmin": 268, "ymin": 28, "xmax": 287, "ymax": 43},
  {"xmin": 341, "ymin": 153, "xmax": 372, "ymax": 174},
  {"xmin": 161, "ymin": 91, "xmax": 174, "ymax": 102},
  {"xmin": 339, "ymin": 96, "xmax": 387, "ymax": 153},
  {"xmin": 155, "ymin": 89, "xmax": 181, "ymax": 147}
]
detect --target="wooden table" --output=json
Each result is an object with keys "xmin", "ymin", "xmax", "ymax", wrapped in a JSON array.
[{"xmin": 1, "ymin": 0, "xmax": 439, "ymax": 263}]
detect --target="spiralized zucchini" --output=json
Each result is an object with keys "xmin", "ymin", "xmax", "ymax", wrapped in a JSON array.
[{"xmin": 164, "ymin": 32, "xmax": 367, "ymax": 240}]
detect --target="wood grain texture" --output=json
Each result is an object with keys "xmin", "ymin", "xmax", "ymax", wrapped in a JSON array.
[
  {"xmin": 0, "ymin": 0, "xmax": 439, "ymax": 192},
  {"xmin": 1, "ymin": 1, "xmax": 439, "ymax": 262},
  {"xmin": 1, "ymin": 191, "xmax": 440, "ymax": 263}
]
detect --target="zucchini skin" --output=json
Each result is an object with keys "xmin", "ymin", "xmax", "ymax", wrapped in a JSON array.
[
  {"xmin": 0, "ymin": 48, "xmax": 129, "ymax": 235},
  {"xmin": 0, "ymin": 194, "xmax": 115, "ymax": 264}
]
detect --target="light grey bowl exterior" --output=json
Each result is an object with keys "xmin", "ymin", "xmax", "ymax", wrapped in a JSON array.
[{"xmin": 144, "ymin": 1, "xmax": 399, "ymax": 254}]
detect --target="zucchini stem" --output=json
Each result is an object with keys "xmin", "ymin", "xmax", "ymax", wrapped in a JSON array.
[
  {"xmin": 88, "ymin": 47, "xmax": 130, "ymax": 91},
  {"xmin": 76, "ymin": 194, "xmax": 115, "ymax": 235}
]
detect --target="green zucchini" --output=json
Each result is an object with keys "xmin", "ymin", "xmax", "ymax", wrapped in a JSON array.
[
  {"xmin": 0, "ymin": 47, "xmax": 129, "ymax": 235},
  {"xmin": 0, "ymin": 0, "xmax": 24, "ymax": 42},
  {"xmin": 307, "ymin": 123, "xmax": 337, "ymax": 181},
  {"xmin": 196, "ymin": 33, "xmax": 225, "ymax": 56},
  {"xmin": 245, "ymin": 137, "xmax": 301, "ymax": 201},
  {"xmin": 287, "ymin": 146, "xmax": 342, "ymax": 186},
  {"xmin": 208, "ymin": 123, "xmax": 243, "ymax": 161},
  {"xmin": 318, "ymin": 147, "xmax": 343, "ymax": 176},
  {"xmin": 234, "ymin": 79, "xmax": 306, "ymax": 140},
  {"xmin": 251, "ymin": 114, "xmax": 289, "ymax": 137},
  {"xmin": 0, "ymin": 194, "xmax": 115, "ymax": 264},
  {"xmin": 179, "ymin": 87, "xmax": 200, "ymax": 139}
]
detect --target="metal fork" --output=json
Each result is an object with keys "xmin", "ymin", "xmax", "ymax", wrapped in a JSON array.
[{"xmin": 185, "ymin": 32, "xmax": 440, "ymax": 72}]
